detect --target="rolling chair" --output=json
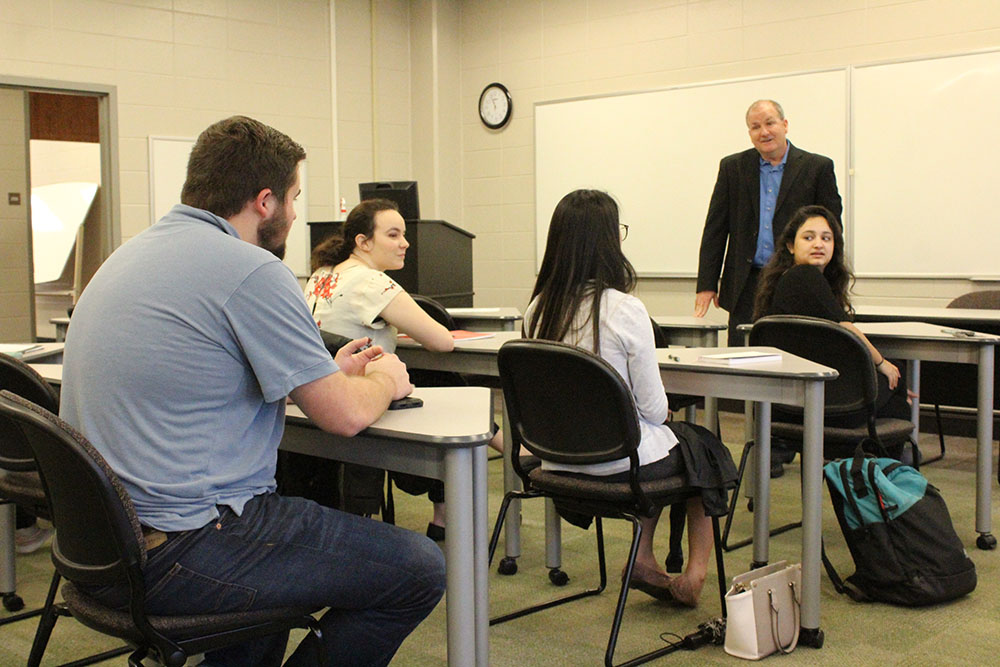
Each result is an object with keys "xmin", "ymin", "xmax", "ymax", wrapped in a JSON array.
[
  {"xmin": 921, "ymin": 290, "xmax": 1000, "ymax": 465},
  {"xmin": 0, "ymin": 354, "xmax": 129, "ymax": 667},
  {"xmin": 721, "ymin": 316, "xmax": 917, "ymax": 552},
  {"xmin": 649, "ymin": 318, "xmax": 700, "ymax": 574},
  {"xmin": 0, "ymin": 352, "xmax": 60, "ymax": 618},
  {"xmin": 0, "ymin": 390, "xmax": 324, "ymax": 667},
  {"xmin": 489, "ymin": 339, "xmax": 728, "ymax": 667}
]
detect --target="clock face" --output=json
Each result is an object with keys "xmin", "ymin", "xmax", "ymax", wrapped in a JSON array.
[{"xmin": 479, "ymin": 83, "xmax": 511, "ymax": 129}]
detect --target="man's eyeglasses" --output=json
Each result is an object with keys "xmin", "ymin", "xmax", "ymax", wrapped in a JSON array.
[{"xmin": 619, "ymin": 224, "xmax": 629, "ymax": 241}]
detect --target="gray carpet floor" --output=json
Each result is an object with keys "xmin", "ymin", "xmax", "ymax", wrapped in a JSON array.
[{"xmin": 3, "ymin": 410, "xmax": 999, "ymax": 665}]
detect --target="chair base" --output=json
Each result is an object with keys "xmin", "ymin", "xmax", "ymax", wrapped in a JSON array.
[
  {"xmin": 488, "ymin": 489, "xmax": 727, "ymax": 667},
  {"xmin": 721, "ymin": 441, "xmax": 801, "ymax": 552},
  {"xmin": 921, "ymin": 404, "xmax": 947, "ymax": 465}
]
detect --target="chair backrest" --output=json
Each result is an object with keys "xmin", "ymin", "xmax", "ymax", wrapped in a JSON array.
[
  {"xmin": 947, "ymin": 290, "xmax": 1000, "ymax": 310},
  {"xmin": 649, "ymin": 317, "xmax": 669, "ymax": 349},
  {"xmin": 0, "ymin": 391, "xmax": 146, "ymax": 587},
  {"xmin": 749, "ymin": 316, "xmax": 878, "ymax": 419},
  {"xmin": 497, "ymin": 339, "xmax": 641, "ymax": 465},
  {"xmin": 0, "ymin": 352, "xmax": 59, "ymax": 411},
  {"xmin": 0, "ymin": 352, "xmax": 60, "ymax": 471},
  {"xmin": 411, "ymin": 294, "xmax": 456, "ymax": 330}
]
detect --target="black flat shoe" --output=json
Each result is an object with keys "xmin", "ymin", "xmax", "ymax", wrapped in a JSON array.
[{"xmin": 426, "ymin": 523, "xmax": 445, "ymax": 542}]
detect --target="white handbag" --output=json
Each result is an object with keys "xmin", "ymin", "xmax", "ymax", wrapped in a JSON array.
[{"xmin": 724, "ymin": 560, "xmax": 801, "ymax": 660}]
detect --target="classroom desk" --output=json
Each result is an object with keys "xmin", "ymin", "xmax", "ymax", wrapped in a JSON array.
[
  {"xmin": 26, "ymin": 368, "xmax": 493, "ymax": 667},
  {"xmin": 396, "ymin": 332, "xmax": 527, "ymax": 566},
  {"xmin": 855, "ymin": 321, "xmax": 1000, "ymax": 549},
  {"xmin": 653, "ymin": 315, "xmax": 728, "ymax": 425},
  {"xmin": 4, "ymin": 343, "xmax": 64, "ymax": 363},
  {"xmin": 854, "ymin": 305, "xmax": 1000, "ymax": 327},
  {"xmin": 652, "ymin": 315, "xmax": 727, "ymax": 347},
  {"xmin": 447, "ymin": 307, "xmax": 522, "ymax": 332},
  {"xmin": 655, "ymin": 347, "xmax": 836, "ymax": 644},
  {"xmin": 284, "ymin": 387, "xmax": 494, "ymax": 667},
  {"xmin": 50, "ymin": 317, "xmax": 71, "ymax": 342}
]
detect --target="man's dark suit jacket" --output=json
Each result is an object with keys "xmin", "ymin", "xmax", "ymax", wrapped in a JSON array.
[{"xmin": 696, "ymin": 142, "xmax": 842, "ymax": 313}]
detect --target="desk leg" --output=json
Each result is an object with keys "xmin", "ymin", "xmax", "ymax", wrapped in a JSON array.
[
  {"xmin": 751, "ymin": 402, "xmax": 771, "ymax": 568},
  {"xmin": 800, "ymin": 381, "xmax": 825, "ymax": 645},
  {"xmin": 472, "ymin": 446, "xmax": 490, "ymax": 665},
  {"xmin": 977, "ymin": 345, "xmax": 996, "ymax": 549},
  {"xmin": 0, "ymin": 503, "xmax": 15, "ymax": 599},
  {"xmin": 744, "ymin": 400, "xmax": 755, "ymax": 500},
  {"xmin": 703, "ymin": 397, "xmax": 719, "ymax": 438},
  {"xmin": 908, "ymin": 359, "xmax": 920, "ymax": 445},
  {"xmin": 445, "ymin": 448, "xmax": 477, "ymax": 666},
  {"xmin": 502, "ymin": 401, "xmax": 521, "ymax": 561}
]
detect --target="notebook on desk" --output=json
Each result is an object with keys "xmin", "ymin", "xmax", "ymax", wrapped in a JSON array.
[
  {"xmin": 397, "ymin": 331, "xmax": 495, "ymax": 342},
  {"xmin": 698, "ymin": 350, "xmax": 781, "ymax": 365},
  {"xmin": 0, "ymin": 344, "xmax": 44, "ymax": 358}
]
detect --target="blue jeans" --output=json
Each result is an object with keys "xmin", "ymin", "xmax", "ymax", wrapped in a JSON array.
[{"xmin": 87, "ymin": 493, "xmax": 446, "ymax": 667}]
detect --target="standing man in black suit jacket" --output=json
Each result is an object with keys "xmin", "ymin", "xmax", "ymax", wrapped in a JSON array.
[{"xmin": 694, "ymin": 99, "xmax": 842, "ymax": 346}]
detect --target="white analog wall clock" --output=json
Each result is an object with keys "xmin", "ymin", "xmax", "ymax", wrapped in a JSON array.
[{"xmin": 479, "ymin": 82, "xmax": 512, "ymax": 130}]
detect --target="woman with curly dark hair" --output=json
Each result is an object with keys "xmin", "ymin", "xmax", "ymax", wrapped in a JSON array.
[{"xmin": 754, "ymin": 204, "xmax": 909, "ymax": 428}]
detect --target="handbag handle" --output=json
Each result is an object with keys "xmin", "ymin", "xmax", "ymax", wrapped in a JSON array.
[{"xmin": 768, "ymin": 580, "xmax": 801, "ymax": 654}]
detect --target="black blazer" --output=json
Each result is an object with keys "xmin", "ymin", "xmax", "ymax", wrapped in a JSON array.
[{"xmin": 696, "ymin": 142, "xmax": 842, "ymax": 312}]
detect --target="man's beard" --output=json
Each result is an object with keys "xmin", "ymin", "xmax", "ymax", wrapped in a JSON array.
[{"xmin": 258, "ymin": 208, "xmax": 288, "ymax": 260}]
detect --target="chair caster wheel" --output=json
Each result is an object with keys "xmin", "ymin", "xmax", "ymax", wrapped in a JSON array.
[
  {"xmin": 976, "ymin": 533, "xmax": 997, "ymax": 550},
  {"xmin": 2, "ymin": 592, "xmax": 24, "ymax": 612},
  {"xmin": 798, "ymin": 627, "xmax": 824, "ymax": 648},
  {"xmin": 548, "ymin": 568, "xmax": 569, "ymax": 586},
  {"xmin": 497, "ymin": 556, "xmax": 518, "ymax": 575},
  {"xmin": 665, "ymin": 551, "xmax": 684, "ymax": 574}
]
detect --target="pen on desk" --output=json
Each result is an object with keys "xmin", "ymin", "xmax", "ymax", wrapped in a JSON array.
[{"xmin": 941, "ymin": 328, "xmax": 977, "ymax": 337}]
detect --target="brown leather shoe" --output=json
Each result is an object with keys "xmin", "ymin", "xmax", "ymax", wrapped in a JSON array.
[{"xmin": 622, "ymin": 562, "xmax": 675, "ymax": 601}]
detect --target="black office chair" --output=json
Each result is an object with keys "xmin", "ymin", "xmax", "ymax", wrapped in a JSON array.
[
  {"xmin": 0, "ymin": 353, "xmax": 56, "ymax": 617},
  {"xmin": 489, "ymin": 340, "xmax": 727, "ymax": 667},
  {"xmin": 0, "ymin": 356, "xmax": 133, "ymax": 666},
  {"xmin": 410, "ymin": 293, "xmax": 456, "ymax": 329},
  {"xmin": 649, "ymin": 318, "xmax": 698, "ymax": 574},
  {"xmin": 721, "ymin": 316, "xmax": 917, "ymax": 551},
  {"xmin": 921, "ymin": 290, "xmax": 1000, "ymax": 465},
  {"xmin": 0, "ymin": 391, "xmax": 324, "ymax": 667}
]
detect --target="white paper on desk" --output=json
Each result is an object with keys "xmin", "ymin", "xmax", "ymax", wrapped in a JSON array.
[
  {"xmin": 0, "ymin": 344, "xmax": 42, "ymax": 357},
  {"xmin": 447, "ymin": 308, "xmax": 501, "ymax": 314},
  {"xmin": 698, "ymin": 351, "xmax": 781, "ymax": 365}
]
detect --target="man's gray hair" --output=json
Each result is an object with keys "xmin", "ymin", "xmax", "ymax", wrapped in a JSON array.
[{"xmin": 746, "ymin": 99, "xmax": 784, "ymax": 121}]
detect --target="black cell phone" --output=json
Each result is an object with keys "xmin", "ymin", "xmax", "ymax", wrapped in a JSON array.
[{"xmin": 388, "ymin": 396, "xmax": 424, "ymax": 410}]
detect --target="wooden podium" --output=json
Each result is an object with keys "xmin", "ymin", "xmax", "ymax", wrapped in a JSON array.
[{"xmin": 307, "ymin": 219, "xmax": 475, "ymax": 307}]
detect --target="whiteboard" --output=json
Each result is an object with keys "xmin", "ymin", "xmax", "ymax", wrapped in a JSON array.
[
  {"xmin": 852, "ymin": 50, "xmax": 1000, "ymax": 278},
  {"xmin": 148, "ymin": 136, "xmax": 310, "ymax": 277},
  {"xmin": 535, "ymin": 69, "xmax": 848, "ymax": 276}
]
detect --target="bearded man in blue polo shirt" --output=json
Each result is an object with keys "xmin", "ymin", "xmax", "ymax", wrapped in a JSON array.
[{"xmin": 60, "ymin": 116, "xmax": 443, "ymax": 667}]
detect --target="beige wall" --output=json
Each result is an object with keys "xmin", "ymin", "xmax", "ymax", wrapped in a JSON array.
[
  {"xmin": 0, "ymin": 0, "xmax": 336, "ymax": 244},
  {"xmin": 335, "ymin": 0, "xmax": 414, "ymax": 210},
  {"xmin": 457, "ymin": 0, "xmax": 1000, "ymax": 313},
  {"xmin": 0, "ymin": 88, "xmax": 32, "ymax": 342},
  {"xmin": 2, "ymin": 1, "xmax": 998, "ymax": 318}
]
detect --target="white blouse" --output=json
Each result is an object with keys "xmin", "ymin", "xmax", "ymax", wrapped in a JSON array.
[
  {"xmin": 304, "ymin": 265, "xmax": 402, "ymax": 352},
  {"xmin": 523, "ymin": 289, "xmax": 678, "ymax": 476}
]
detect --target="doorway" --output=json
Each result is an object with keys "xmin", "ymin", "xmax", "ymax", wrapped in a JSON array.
[{"xmin": 0, "ymin": 76, "xmax": 119, "ymax": 343}]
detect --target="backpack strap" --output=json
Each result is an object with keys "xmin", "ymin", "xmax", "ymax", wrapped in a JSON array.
[
  {"xmin": 867, "ymin": 459, "xmax": 898, "ymax": 519},
  {"xmin": 839, "ymin": 460, "xmax": 866, "ymax": 528},
  {"xmin": 821, "ymin": 531, "xmax": 871, "ymax": 602},
  {"xmin": 850, "ymin": 445, "xmax": 870, "ymax": 498}
]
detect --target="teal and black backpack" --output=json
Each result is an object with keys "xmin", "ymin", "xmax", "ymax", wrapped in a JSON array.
[{"xmin": 821, "ymin": 443, "xmax": 977, "ymax": 606}]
